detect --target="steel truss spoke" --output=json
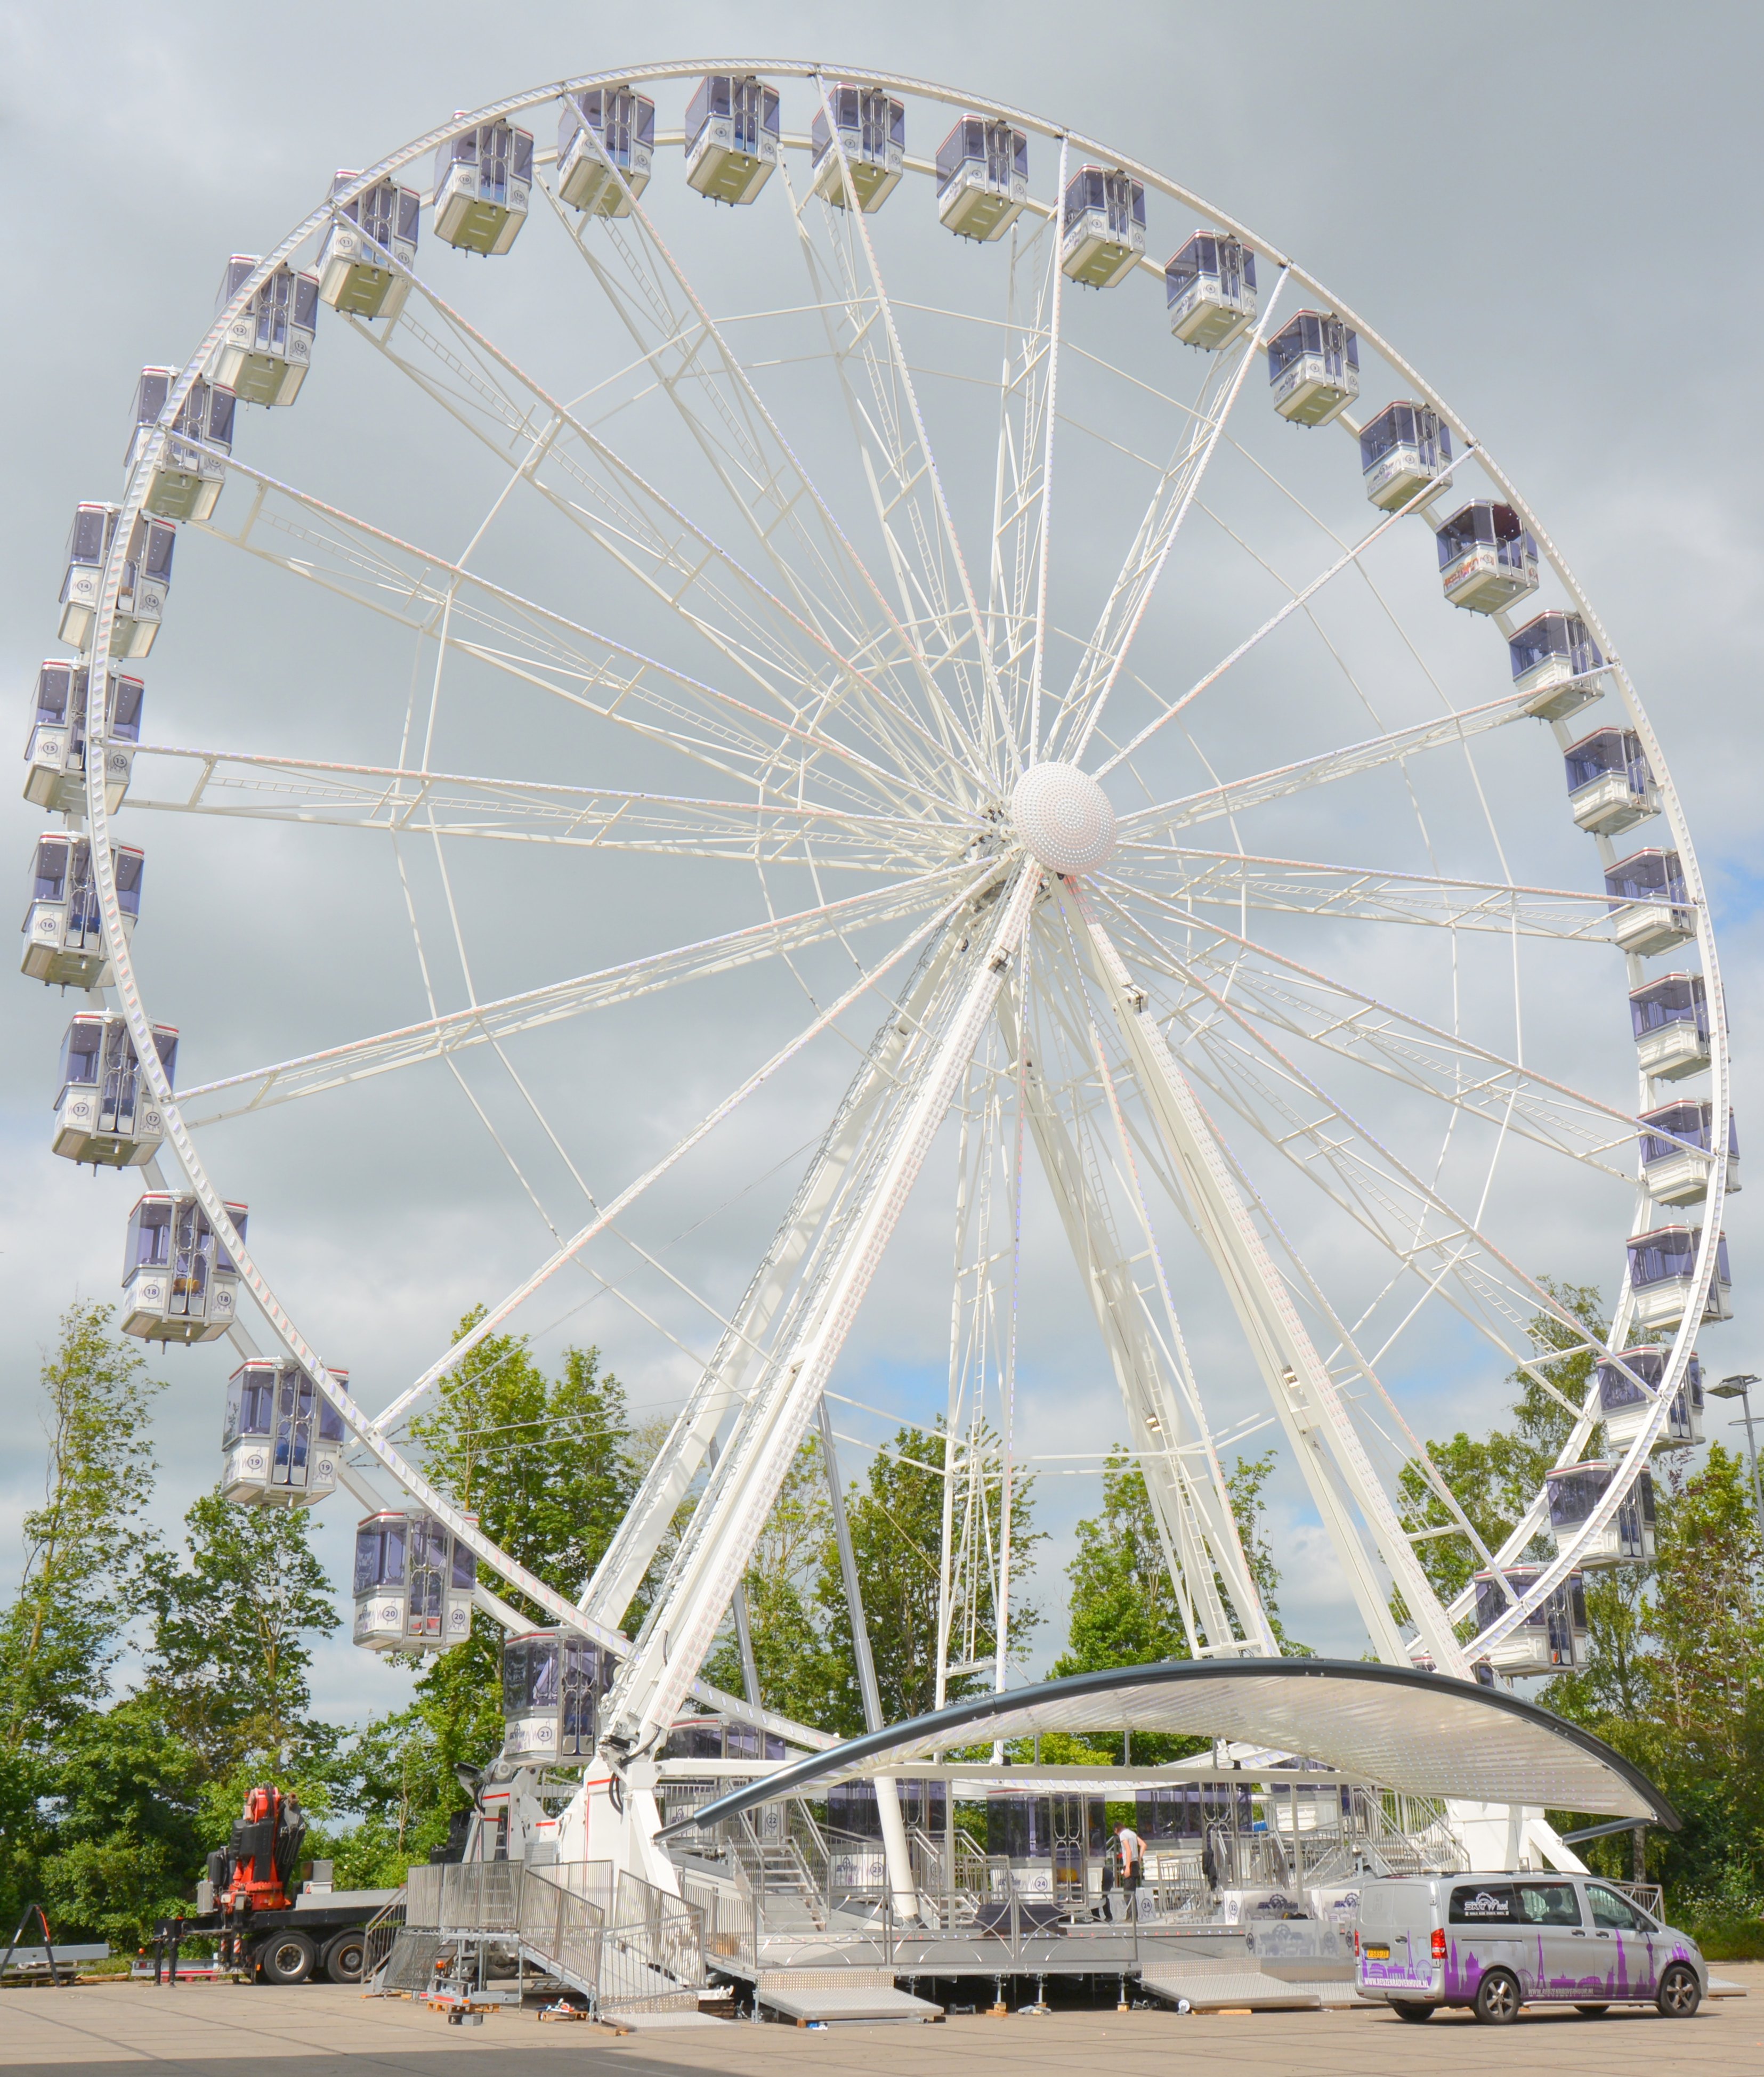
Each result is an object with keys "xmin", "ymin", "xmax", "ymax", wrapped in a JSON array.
[
  {"xmin": 1091, "ymin": 450, "xmax": 1469, "ymax": 779},
  {"xmin": 536, "ymin": 164, "xmax": 993, "ymax": 800},
  {"xmin": 1106, "ymin": 883, "xmax": 1641, "ymax": 1177},
  {"xmin": 1048, "ymin": 891, "xmax": 1468, "ymax": 1674},
  {"xmin": 784, "ymin": 96, "xmax": 1007, "ymax": 778},
  {"xmin": 341, "ymin": 264, "xmax": 964, "ymax": 808},
  {"xmin": 177, "ymin": 867, "xmax": 975, "ymax": 1126},
  {"xmin": 1055, "ymin": 269, "xmax": 1289, "ymax": 762},
  {"xmin": 602, "ymin": 865, "xmax": 1040, "ymax": 1755},
  {"xmin": 1086, "ymin": 890, "xmax": 1652, "ymax": 1627},
  {"xmin": 1112, "ymin": 850, "xmax": 1616, "ymax": 940},
  {"xmin": 1006, "ymin": 937, "xmax": 1274, "ymax": 1657},
  {"xmin": 122, "ymin": 744, "xmax": 946, "ymax": 873},
  {"xmin": 195, "ymin": 453, "xmax": 950, "ymax": 822},
  {"xmin": 1116, "ymin": 689, "xmax": 1559, "ymax": 841},
  {"xmin": 1098, "ymin": 891, "xmax": 1618, "ymax": 1370}
]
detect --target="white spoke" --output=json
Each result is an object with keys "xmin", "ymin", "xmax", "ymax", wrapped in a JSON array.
[
  {"xmin": 1104, "ymin": 883, "xmax": 1641, "ymax": 1176},
  {"xmin": 196, "ymin": 453, "xmax": 953, "ymax": 821},
  {"xmin": 1057, "ymin": 268, "xmax": 1290, "ymax": 762},
  {"xmin": 122, "ymin": 744, "xmax": 949, "ymax": 873},
  {"xmin": 1116, "ymin": 689, "xmax": 1555, "ymax": 841},
  {"xmin": 1109, "ymin": 853, "xmax": 1615, "ymax": 940},
  {"xmin": 1092, "ymin": 457, "xmax": 1474, "ymax": 778},
  {"xmin": 341, "ymin": 270, "xmax": 964, "ymax": 806},
  {"xmin": 176, "ymin": 866, "xmax": 977, "ymax": 1126}
]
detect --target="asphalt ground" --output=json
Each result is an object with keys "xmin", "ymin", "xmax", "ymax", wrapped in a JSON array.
[{"xmin": 1, "ymin": 1967, "xmax": 1757, "ymax": 2075}]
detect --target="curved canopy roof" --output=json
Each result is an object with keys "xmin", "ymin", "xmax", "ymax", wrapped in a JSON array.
[{"xmin": 657, "ymin": 1659, "xmax": 1676, "ymax": 1836}]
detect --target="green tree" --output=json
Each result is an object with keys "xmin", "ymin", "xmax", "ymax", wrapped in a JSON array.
[
  {"xmin": 34, "ymin": 1697, "xmax": 204, "ymax": 1950},
  {"xmin": 814, "ymin": 1422, "xmax": 1042, "ymax": 1734},
  {"xmin": 0, "ymin": 1302, "xmax": 162, "ymax": 1754},
  {"xmin": 1226, "ymin": 1450, "xmax": 1308, "ymax": 1655},
  {"xmin": 1399, "ymin": 1278, "xmax": 1607, "ymax": 1604},
  {"xmin": 357, "ymin": 1312, "xmax": 642, "ymax": 1845},
  {"xmin": 142, "ymin": 1493, "xmax": 339, "ymax": 1779},
  {"xmin": 702, "ymin": 1439, "xmax": 834, "ymax": 1726}
]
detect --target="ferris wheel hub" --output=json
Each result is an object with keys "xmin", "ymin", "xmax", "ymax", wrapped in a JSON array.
[{"xmin": 1010, "ymin": 761, "xmax": 1118, "ymax": 874}]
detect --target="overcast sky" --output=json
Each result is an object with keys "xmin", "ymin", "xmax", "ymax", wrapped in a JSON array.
[{"xmin": 2, "ymin": 0, "xmax": 1759, "ymax": 1735}]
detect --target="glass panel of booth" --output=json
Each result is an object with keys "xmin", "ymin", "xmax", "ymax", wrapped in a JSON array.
[
  {"xmin": 1605, "ymin": 848, "xmax": 1687, "ymax": 904},
  {"xmin": 1630, "ymin": 971, "xmax": 1708, "ymax": 1038},
  {"xmin": 58, "ymin": 1015, "xmax": 103, "ymax": 1089}
]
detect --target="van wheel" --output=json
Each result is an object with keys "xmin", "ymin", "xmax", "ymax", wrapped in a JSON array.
[
  {"xmin": 258, "ymin": 1931, "xmax": 317, "ymax": 1985},
  {"xmin": 324, "ymin": 1932, "xmax": 366, "ymax": 1984},
  {"xmin": 1575, "ymin": 2003, "xmax": 1609, "ymax": 2016},
  {"xmin": 1473, "ymin": 1970, "xmax": 1520, "ymax": 2025},
  {"xmin": 1391, "ymin": 2000, "xmax": 1434, "ymax": 2023},
  {"xmin": 1656, "ymin": 1965, "xmax": 1701, "ymax": 2018}
]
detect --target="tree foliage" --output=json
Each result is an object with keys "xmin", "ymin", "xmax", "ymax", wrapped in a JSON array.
[
  {"xmin": 0, "ymin": 1302, "xmax": 161, "ymax": 1755},
  {"xmin": 142, "ymin": 1494, "xmax": 339, "ymax": 1779},
  {"xmin": 1399, "ymin": 1278, "xmax": 1606, "ymax": 1605}
]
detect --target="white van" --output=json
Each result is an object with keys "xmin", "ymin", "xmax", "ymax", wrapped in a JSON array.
[{"xmin": 1356, "ymin": 1872, "xmax": 1706, "ymax": 2024}]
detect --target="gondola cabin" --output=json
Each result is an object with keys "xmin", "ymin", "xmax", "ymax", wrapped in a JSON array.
[
  {"xmin": 433, "ymin": 120, "xmax": 532, "ymax": 254},
  {"xmin": 211, "ymin": 257, "xmax": 318, "ymax": 405},
  {"xmin": 128, "ymin": 369, "xmax": 234, "ymax": 523},
  {"xmin": 1626, "ymin": 1223, "xmax": 1731, "ymax": 1331},
  {"xmin": 685, "ymin": 74, "xmax": 780, "ymax": 204},
  {"xmin": 59, "ymin": 505, "xmax": 176, "ymax": 658},
  {"xmin": 23, "ymin": 661, "xmax": 141, "ymax": 813},
  {"xmin": 811, "ymin": 84, "xmax": 904, "ymax": 212},
  {"xmin": 1061, "ymin": 165, "xmax": 1145, "ymax": 288},
  {"xmin": 985, "ymin": 1789, "xmax": 1105, "ymax": 1903},
  {"xmin": 57, "ymin": 504, "xmax": 116, "ymax": 650},
  {"xmin": 1597, "ymin": 1345, "xmax": 1705, "ymax": 1452},
  {"xmin": 500, "ymin": 1627, "xmax": 611, "ymax": 1758},
  {"xmin": 1508, "ymin": 609, "xmax": 1604, "ymax": 721},
  {"xmin": 1630, "ymin": 972, "xmax": 1710, "ymax": 1082},
  {"xmin": 1472, "ymin": 1567, "xmax": 1588, "ymax": 1674},
  {"xmin": 1564, "ymin": 727, "xmax": 1657, "ymax": 837},
  {"xmin": 1547, "ymin": 1462, "xmax": 1656, "ymax": 1567},
  {"xmin": 935, "ymin": 116, "xmax": 1027, "ymax": 241},
  {"xmin": 1358, "ymin": 401, "xmax": 1452, "ymax": 510},
  {"xmin": 222, "ymin": 1360, "xmax": 347, "ymax": 1508},
  {"xmin": 821, "ymin": 1780, "xmax": 949, "ymax": 1891},
  {"xmin": 1605, "ymin": 848, "xmax": 1696, "ymax": 958},
  {"xmin": 557, "ymin": 87, "xmax": 655, "ymax": 217},
  {"xmin": 21, "ymin": 834, "xmax": 140, "ymax": 987},
  {"xmin": 1640, "ymin": 1100, "xmax": 1737, "ymax": 1207},
  {"xmin": 353, "ymin": 1512, "xmax": 476, "ymax": 1651},
  {"xmin": 1166, "ymin": 232, "xmax": 1257, "ymax": 349},
  {"xmin": 51, "ymin": 1011, "xmax": 175, "ymax": 1166},
  {"xmin": 1267, "ymin": 311, "xmax": 1359, "ymax": 426},
  {"xmin": 318, "ymin": 172, "xmax": 419, "ymax": 319},
  {"xmin": 1434, "ymin": 500, "xmax": 1538, "ymax": 613},
  {"xmin": 658, "ymin": 1714, "xmax": 791, "ymax": 1846},
  {"xmin": 120, "ymin": 1192, "xmax": 245, "ymax": 1343}
]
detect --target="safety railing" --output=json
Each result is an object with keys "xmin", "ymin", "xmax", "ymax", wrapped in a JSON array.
[{"xmin": 361, "ymin": 1886, "xmax": 407, "ymax": 1984}]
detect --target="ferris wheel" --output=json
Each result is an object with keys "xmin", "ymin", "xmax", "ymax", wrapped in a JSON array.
[{"xmin": 31, "ymin": 61, "xmax": 1731, "ymax": 1824}]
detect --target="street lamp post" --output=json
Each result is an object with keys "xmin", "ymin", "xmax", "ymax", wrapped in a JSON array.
[{"xmin": 1710, "ymin": 1374, "xmax": 1764, "ymax": 1550}]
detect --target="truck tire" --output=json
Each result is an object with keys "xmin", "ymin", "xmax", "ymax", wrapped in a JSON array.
[
  {"xmin": 1391, "ymin": 2000, "xmax": 1434, "ymax": 2022},
  {"xmin": 1655, "ymin": 1964, "xmax": 1701, "ymax": 2018},
  {"xmin": 1472, "ymin": 1969, "xmax": 1520, "ymax": 2025},
  {"xmin": 323, "ymin": 1930, "xmax": 366, "ymax": 1984},
  {"xmin": 258, "ymin": 1930, "xmax": 317, "ymax": 1984}
]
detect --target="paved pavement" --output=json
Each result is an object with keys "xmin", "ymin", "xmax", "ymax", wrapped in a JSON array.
[{"xmin": 1, "ymin": 1968, "xmax": 1756, "ymax": 2075}]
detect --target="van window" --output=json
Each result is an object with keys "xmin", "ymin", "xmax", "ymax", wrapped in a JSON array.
[
  {"xmin": 1450, "ymin": 1883, "xmax": 1519, "ymax": 1924},
  {"xmin": 1516, "ymin": 1881, "xmax": 1582, "ymax": 1926},
  {"xmin": 1586, "ymin": 1884, "xmax": 1647, "ymax": 1932}
]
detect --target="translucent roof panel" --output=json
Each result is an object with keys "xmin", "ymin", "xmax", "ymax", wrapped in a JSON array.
[{"xmin": 658, "ymin": 1659, "xmax": 1676, "ymax": 1834}]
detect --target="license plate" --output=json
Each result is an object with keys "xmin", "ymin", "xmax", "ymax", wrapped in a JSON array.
[{"xmin": 1364, "ymin": 1945, "xmax": 1390, "ymax": 1960}]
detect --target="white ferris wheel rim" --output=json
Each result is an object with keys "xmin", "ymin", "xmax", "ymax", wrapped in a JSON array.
[{"xmin": 71, "ymin": 58, "xmax": 1729, "ymax": 1695}]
